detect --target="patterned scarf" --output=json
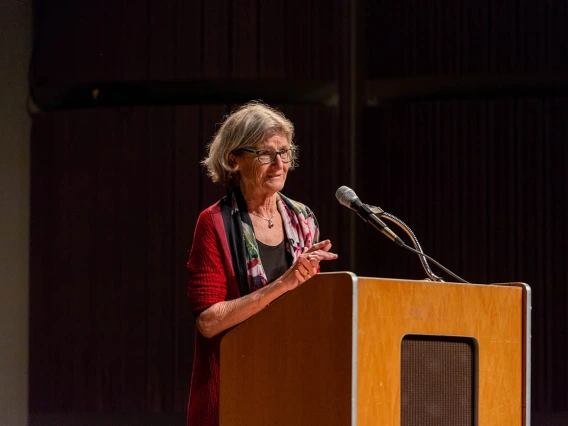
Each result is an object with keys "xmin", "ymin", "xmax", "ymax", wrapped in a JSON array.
[{"xmin": 219, "ymin": 187, "xmax": 320, "ymax": 296}]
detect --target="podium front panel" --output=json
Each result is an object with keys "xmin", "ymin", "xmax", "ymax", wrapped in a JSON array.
[
  {"xmin": 356, "ymin": 278, "xmax": 524, "ymax": 426},
  {"xmin": 220, "ymin": 272, "xmax": 357, "ymax": 426}
]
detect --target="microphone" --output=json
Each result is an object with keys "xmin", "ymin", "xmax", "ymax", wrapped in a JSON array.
[{"xmin": 335, "ymin": 186, "xmax": 404, "ymax": 247}]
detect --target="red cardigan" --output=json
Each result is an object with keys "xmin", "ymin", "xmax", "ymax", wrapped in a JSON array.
[{"xmin": 186, "ymin": 202, "xmax": 240, "ymax": 426}]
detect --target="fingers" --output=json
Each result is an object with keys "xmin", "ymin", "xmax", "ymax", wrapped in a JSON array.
[
  {"xmin": 304, "ymin": 251, "xmax": 338, "ymax": 261},
  {"xmin": 308, "ymin": 252, "xmax": 338, "ymax": 261},
  {"xmin": 298, "ymin": 255, "xmax": 317, "ymax": 276},
  {"xmin": 297, "ymin": 250, "xmax": 335, "ymax": 275},
  {"xmin": 307, "ymin": 240, "xmax": 333, "ymax": 253},
  {"xmin": 294, "ymin": 266, "xmax": 311, "ymax": 283},
  {"xmin": 305, "ymin": 241, "xmax": 337, "ymax": 259},
  {"xmin": 292, "ymin": 249, "xmax": 316, "ymax": 281},
  {"xmin": 301, "ymin": 241, "xmax": 338, "ymax": 262}
]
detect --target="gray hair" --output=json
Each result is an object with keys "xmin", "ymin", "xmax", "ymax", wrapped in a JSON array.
[{"xmin": 202, "ymin": 101, "xmax": 297, "ymax": 187}]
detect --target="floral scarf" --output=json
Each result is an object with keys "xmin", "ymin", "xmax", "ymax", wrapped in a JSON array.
[{"xmin": 219, "ymin": 187, "xmax": 320, "ymax": 296}]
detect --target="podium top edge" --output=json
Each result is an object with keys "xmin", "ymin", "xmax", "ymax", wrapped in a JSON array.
[{"xmin": 319, "ymin": 272, "xmax": 529, "ymax": 290}]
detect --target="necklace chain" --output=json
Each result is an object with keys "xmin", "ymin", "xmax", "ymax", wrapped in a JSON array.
[{"xmin": 250, "ymin": 211, "xmax": 275, "ymax": 228}]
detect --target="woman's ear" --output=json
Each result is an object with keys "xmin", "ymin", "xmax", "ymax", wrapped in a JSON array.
[{"xmin": 228, "ymin": 153, "xmax": 238, "ymax": 170}]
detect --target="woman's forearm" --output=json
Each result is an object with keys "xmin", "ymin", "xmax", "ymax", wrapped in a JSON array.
[{"xmin": 195, "ymin": 278, "xmax": 292, "ymax": 338}]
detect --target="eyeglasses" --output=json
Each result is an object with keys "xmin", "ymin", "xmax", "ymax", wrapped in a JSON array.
[{"xmin": 236, "ymin": 147, "xmax": 297, "ymax": 164}]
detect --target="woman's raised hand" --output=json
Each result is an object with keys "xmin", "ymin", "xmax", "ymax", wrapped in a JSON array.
[{"xmin": 280, "ymin": 240, "xmax": 338, "ymax": 290}]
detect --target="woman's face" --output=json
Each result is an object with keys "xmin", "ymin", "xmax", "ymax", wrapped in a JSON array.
[{"xmin": 234, "ymin": 132, "xmax": 291, "ymax": 198}]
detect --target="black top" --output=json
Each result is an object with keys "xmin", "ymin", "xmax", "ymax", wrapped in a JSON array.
[{"xmin": 256, "ymin": 239, "xmax": 289, "ymax": 283}]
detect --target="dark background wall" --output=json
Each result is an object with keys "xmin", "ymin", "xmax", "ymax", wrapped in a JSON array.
[{"xmin": 28, "ymin": 0, "xmax": 567, "ymax": 425}]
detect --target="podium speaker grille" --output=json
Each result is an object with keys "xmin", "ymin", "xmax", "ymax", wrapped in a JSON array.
[{"xmin": 400, "ymin": 335, "xmax": 477, "ymax": 426}]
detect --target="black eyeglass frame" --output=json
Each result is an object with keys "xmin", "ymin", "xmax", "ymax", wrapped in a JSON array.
[{"xmin": 234, "ymin": 147, "xmax": 298, "ymax": 164}]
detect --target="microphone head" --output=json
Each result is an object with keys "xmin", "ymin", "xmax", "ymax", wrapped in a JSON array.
[{"xmin": 335, "ymin": 186, "xmax": 359, "ymax": 209}]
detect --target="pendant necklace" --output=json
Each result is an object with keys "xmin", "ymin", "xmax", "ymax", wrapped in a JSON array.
[{"xmin": 250, "ymin": 211, "xmax": 275, "ymax": 228}]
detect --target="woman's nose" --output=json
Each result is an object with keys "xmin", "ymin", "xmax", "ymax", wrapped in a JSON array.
[{"xmin": 271, "ymin": 153, "xmax": 284, "ymax": 166}]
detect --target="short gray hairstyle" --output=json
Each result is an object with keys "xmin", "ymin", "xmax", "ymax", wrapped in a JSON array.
[{"xmin": 202, "ymin": 101, "xmax": 297, "ymax": 187}]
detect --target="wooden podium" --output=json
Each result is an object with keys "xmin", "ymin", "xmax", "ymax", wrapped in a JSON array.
[{"xmin": 220, "ymin": 272, "xmax": 531, "ymax": 426}]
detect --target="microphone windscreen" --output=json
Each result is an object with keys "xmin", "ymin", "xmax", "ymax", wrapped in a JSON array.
[{"xmin": 335, "ymin": 186, "xmax": 358, "ymax": 208}]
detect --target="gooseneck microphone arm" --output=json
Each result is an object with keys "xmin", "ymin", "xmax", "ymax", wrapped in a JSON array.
[
  {"xmin": 335, "ymin": 186, "xmax": 469, "ymax": 284},
  {"xmin": 368, "ymin": 206, "xmax": 443, "ymax": 282},
  {"xmin": 399, "ymin": 244, "xmax": 469, "ymax": 284}
]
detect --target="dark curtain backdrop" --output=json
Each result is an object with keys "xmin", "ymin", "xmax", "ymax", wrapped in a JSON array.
[
  {"xmin": 30, "ymin": 0, "xmax": 568, "ymax": 424},
  {"xmin": 366, "ymin": 0, "xmax": 568, "ymax": 77},
  {"xmin": 31, "ymin": 0, "xmax": 338, "ymax": 84}
]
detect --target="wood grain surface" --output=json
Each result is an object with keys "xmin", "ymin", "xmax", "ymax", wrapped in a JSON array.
[{"xmin": 357, "ymin": 277, "xmax": 524, "ymax": 426}]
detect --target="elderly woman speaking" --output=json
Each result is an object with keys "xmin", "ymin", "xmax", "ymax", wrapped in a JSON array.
[{"xmin": 186, "ymin": 102, "xmax": 338, "ymax": 425}]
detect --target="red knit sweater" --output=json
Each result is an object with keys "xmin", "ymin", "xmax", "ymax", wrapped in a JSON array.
[{"xmin": 186, "ymin": 203, "xmax": 240, "ymax": 426}]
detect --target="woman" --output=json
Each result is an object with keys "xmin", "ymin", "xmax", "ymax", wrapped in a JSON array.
[{"xmin": 186, "ymin": 101, "xmax": 338, "ymax": 426}]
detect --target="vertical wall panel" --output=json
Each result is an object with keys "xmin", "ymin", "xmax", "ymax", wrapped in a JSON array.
[
  {"xmin": 146, "ymin": 107, "xmax": 176, "ymax": 411},
  {"xmin": 461, "ymin": 0, "xmax": 489, "ymax": 73},
  {"xmin": 518, "ymin": 0, "xmax": 547, "ymax": 73},
  {"xmin": 97, "ymin": 0, "xmax": 126, "ymax": 81},
  {"xmin": 203, "ymin": 0, "xmax": 230, "ymax": 78},
  {"xmin": 544, "ymin": 100, "xmax": 568, "ymax": 412},
  {"xmin": 285, "ymin": 0, "xmax": 312, "ymax": 79},
  {"xmin": 72, "ymin": 112, "xmax": 98, "ymax": 411},
  {"xmin": 148, "ymin": 1, "xmax": 176, "ymax": 80},
  {"xmin": 435, "ymin": 101, "xmax": 461, "ymax": 276},
  {"xmin": 175, "ymin": 0, "xmax": 203, "ymax": 79},
  {"xmin": 50, "ymin": 113, "xmax": 74, "ymax": 410},
  {"xmin": 402, "ymin": 0, "xmax": 417, "ymax": 77},
  {"xmin": 173, "ymin": 106, "xmax": 201, "ymax": 410},
  {"xmin": 231, "ymin": 0, "xmax": 258, "ymax": 78},
  {"xmin": 413, "ymin": 1, "xmax": 437, "ymax": 76},
  {"xmin": 29, "ymin": 114, "xmax": 57, "ymax": 412},
  {"xmin": 122, "ymin": 0, "xmax": 149, "ymax": 81},
  {"xmin": 485, "ymin": 100, "xmax": 517, "ymax": 282},
  {"xmin": 459, "ymin": 100, "xmax": 489, "ymax": 282},
  {"xmin": 30, "ymin": 107, "xmax": 194, "ymax": 414},
  {"xmin": 311, "ymin": 0, "xmax": 338, "ymax": 80},
  {"xmin": 71, "ymin": 0, "xmax": 103, "ymax": 82},
  {"xmin": 364, "ymin": 0, "xmax": 397, "ymax": 78},
  {"xmin": 92, "ymin": 109, "xmax": 124, "ymax": 411},
  {"xmin": 258, "ymin": 0, "xmax": 286, "ymax": 78},
  {"xmin": 101, "ymin": 0, "xmax": 125, "ymax": 81},
  {"xmin": 547, "ymin": 0, "xmax": 568, "ymax": 71},
  {"xmin": 489, "ymin": 0, "xmax": 519, "ymax": 72},
  {"xmin": 515, "ymin": 100, "xmax": 548, "ymax": 414},
  {"xmin": 438, "ymin": 1, "xmax": 461, "ymax": 75},
  {"xmin": 32, "ymin": 0, "xmax": 72, "ymax": 85},
  {"xmin": 118, "ymin": 107, "xmax": 150, "ymax": 412}
]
